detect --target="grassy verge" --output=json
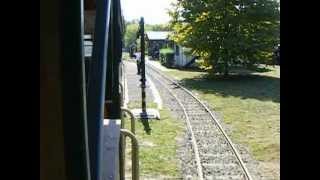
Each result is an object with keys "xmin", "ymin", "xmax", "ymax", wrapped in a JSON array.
[
  {"xmin": 152, "ymin": 61, "xmax": 280, "ymax": 173},
  {"xmin": 124, "ymin": 101, "xmax": 184, "ymax": 178}
]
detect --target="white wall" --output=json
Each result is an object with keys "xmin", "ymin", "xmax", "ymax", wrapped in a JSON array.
[{"xmin": 174, "ymin": 45, "xmax": 193, "ymax": 67}]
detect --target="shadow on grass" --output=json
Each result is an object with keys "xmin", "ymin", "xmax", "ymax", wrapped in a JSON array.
[
  {"xmin": 175, "ymin": 67, "xmax": 205, "ymax": 72},
  {"xmin": 252, "ymin": 66, "xmax": 273, "ymax": 73},
  {"xmin": 179, "ymin": 74, "xmax": 280, "ymax": 103},
  {"xmin": 165, "ymin": 66, "xmax": 206, "ymax": 72}
]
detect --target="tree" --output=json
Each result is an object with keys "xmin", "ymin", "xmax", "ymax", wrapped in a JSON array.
[
  {"xmin": 124, "ymin": 20, "xmax": 172, "ymax": 50},
  {"xmin": 146, "ymin": 24, "xmax": 171, "ymax": 31},
  {"xmin": 169, "ymin": 0, "xmax": 280, "ymax": 76},
  {"xmin": 124, "ymin": 20, "xmax": 139, "ymax": 49}
]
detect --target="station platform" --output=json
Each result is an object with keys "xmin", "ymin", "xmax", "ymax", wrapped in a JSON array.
[{"xmin": 124, "ymin": 60, "xmax": 162, "ymax": 110}]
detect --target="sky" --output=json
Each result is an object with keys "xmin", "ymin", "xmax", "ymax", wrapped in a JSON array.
[
  {"xmin": 120, "ymin": 0, "xmax": 176, "ymax": 25},
  {"xmin": 120, "ymin": 0, "xmax": 280, "ymax": 24}
]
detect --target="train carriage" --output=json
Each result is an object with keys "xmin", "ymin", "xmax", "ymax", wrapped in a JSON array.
[{"xmin": 40, "ymin": 0, "xmax": 138, "ymax": 179}]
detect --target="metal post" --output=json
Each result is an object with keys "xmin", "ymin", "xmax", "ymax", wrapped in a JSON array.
[
  {"xmin": 139, "ymin": 17, "xmax": 152, "ymax": 133},
  {"xmin": 120, "ymin": 129, "xmax": 139, "ymax": 180},
  {"xmin": 140, "ymin": 17, "xmax": 147, "ymax": 113},
  {"xmin": 131, "ymin": 17, "xmax": 154, "ymax": 133}
]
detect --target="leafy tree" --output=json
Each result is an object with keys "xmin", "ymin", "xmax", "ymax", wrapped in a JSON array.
[
  {"xmin": 124, "ymin": 20, "xmax": 139, "ymax": 49},
  {"xmin": 124, "ymin": 20, "xmax": 172, "ymax": 49},
  {"xmin": 146, "ymin": 24, "xmax": 171, "ymax": 31},
  {"xmin": 169, "ymin": 0, "xmax": 280, "ymax": 76}
]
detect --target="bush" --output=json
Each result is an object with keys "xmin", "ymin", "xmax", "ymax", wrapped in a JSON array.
[{"xmin": 159, "ymin": 48, "xmax": 174, "ymax": 67}]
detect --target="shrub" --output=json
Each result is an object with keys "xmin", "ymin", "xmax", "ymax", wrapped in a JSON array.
[{"xmin": 159, "ymin": 48, "xmax": 174, "ymax": 67}]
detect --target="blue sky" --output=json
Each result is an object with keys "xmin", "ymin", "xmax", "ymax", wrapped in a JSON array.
[{"xmin": 120, "ymin": 0, "xmax": 176, "ymax": 24}]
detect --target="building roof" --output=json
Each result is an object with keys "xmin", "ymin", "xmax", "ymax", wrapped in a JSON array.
[{"xmin": 146, "ymin": 31, "xmax": 171, "ymax": 40}]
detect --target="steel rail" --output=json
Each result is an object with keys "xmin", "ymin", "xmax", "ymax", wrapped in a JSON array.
[
  {"xmin": 146, "ymin": 69, "xmax": 204, "ymax": 180},
  {"xmin": 146, "ymin": 63, "xmax": 253, "ymax": 180}
]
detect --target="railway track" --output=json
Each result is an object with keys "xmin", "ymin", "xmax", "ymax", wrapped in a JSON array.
[{"xmin": 145, "ymin": 63, "xmax": 253, "ymax": 180}]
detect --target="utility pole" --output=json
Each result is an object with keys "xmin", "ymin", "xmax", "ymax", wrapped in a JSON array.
[
  {"xmin": 140, "ymin": 17, "xmax": 147, "ymax": 115},
  {"xmin": 131, "ymin": 17, "xmax": 160, "ymax": 134},
  {"xmin": 139, "ymin": 17, "xmax": 151, "ymax": 133}
]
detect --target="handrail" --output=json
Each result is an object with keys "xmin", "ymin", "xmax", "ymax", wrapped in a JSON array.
[
  {"xmin": 120, "ymin": 129, "xmax": 139, "ymax": 180},
  {"xmin": 119, "ymin": 118, "xmax": 126, "ymax": 180},
  {"xmin": 119, "ymin": 108, "xmax": 136, "ymax": 180},
  {"xmin": 121, "ymin": 108, "xmax": 136, "ymax": 134}
]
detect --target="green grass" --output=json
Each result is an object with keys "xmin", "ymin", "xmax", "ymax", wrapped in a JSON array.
[
  {"xmin": 128, "ymin": 101, "xmax": 158, "ymax": 109},
  {"xmin": 159, "ymin": 63, "xmax": 280, "ymax": 162},
  {"xmin": 124, "ymin": 102, "xmax": 184, "ymax": 178}
]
